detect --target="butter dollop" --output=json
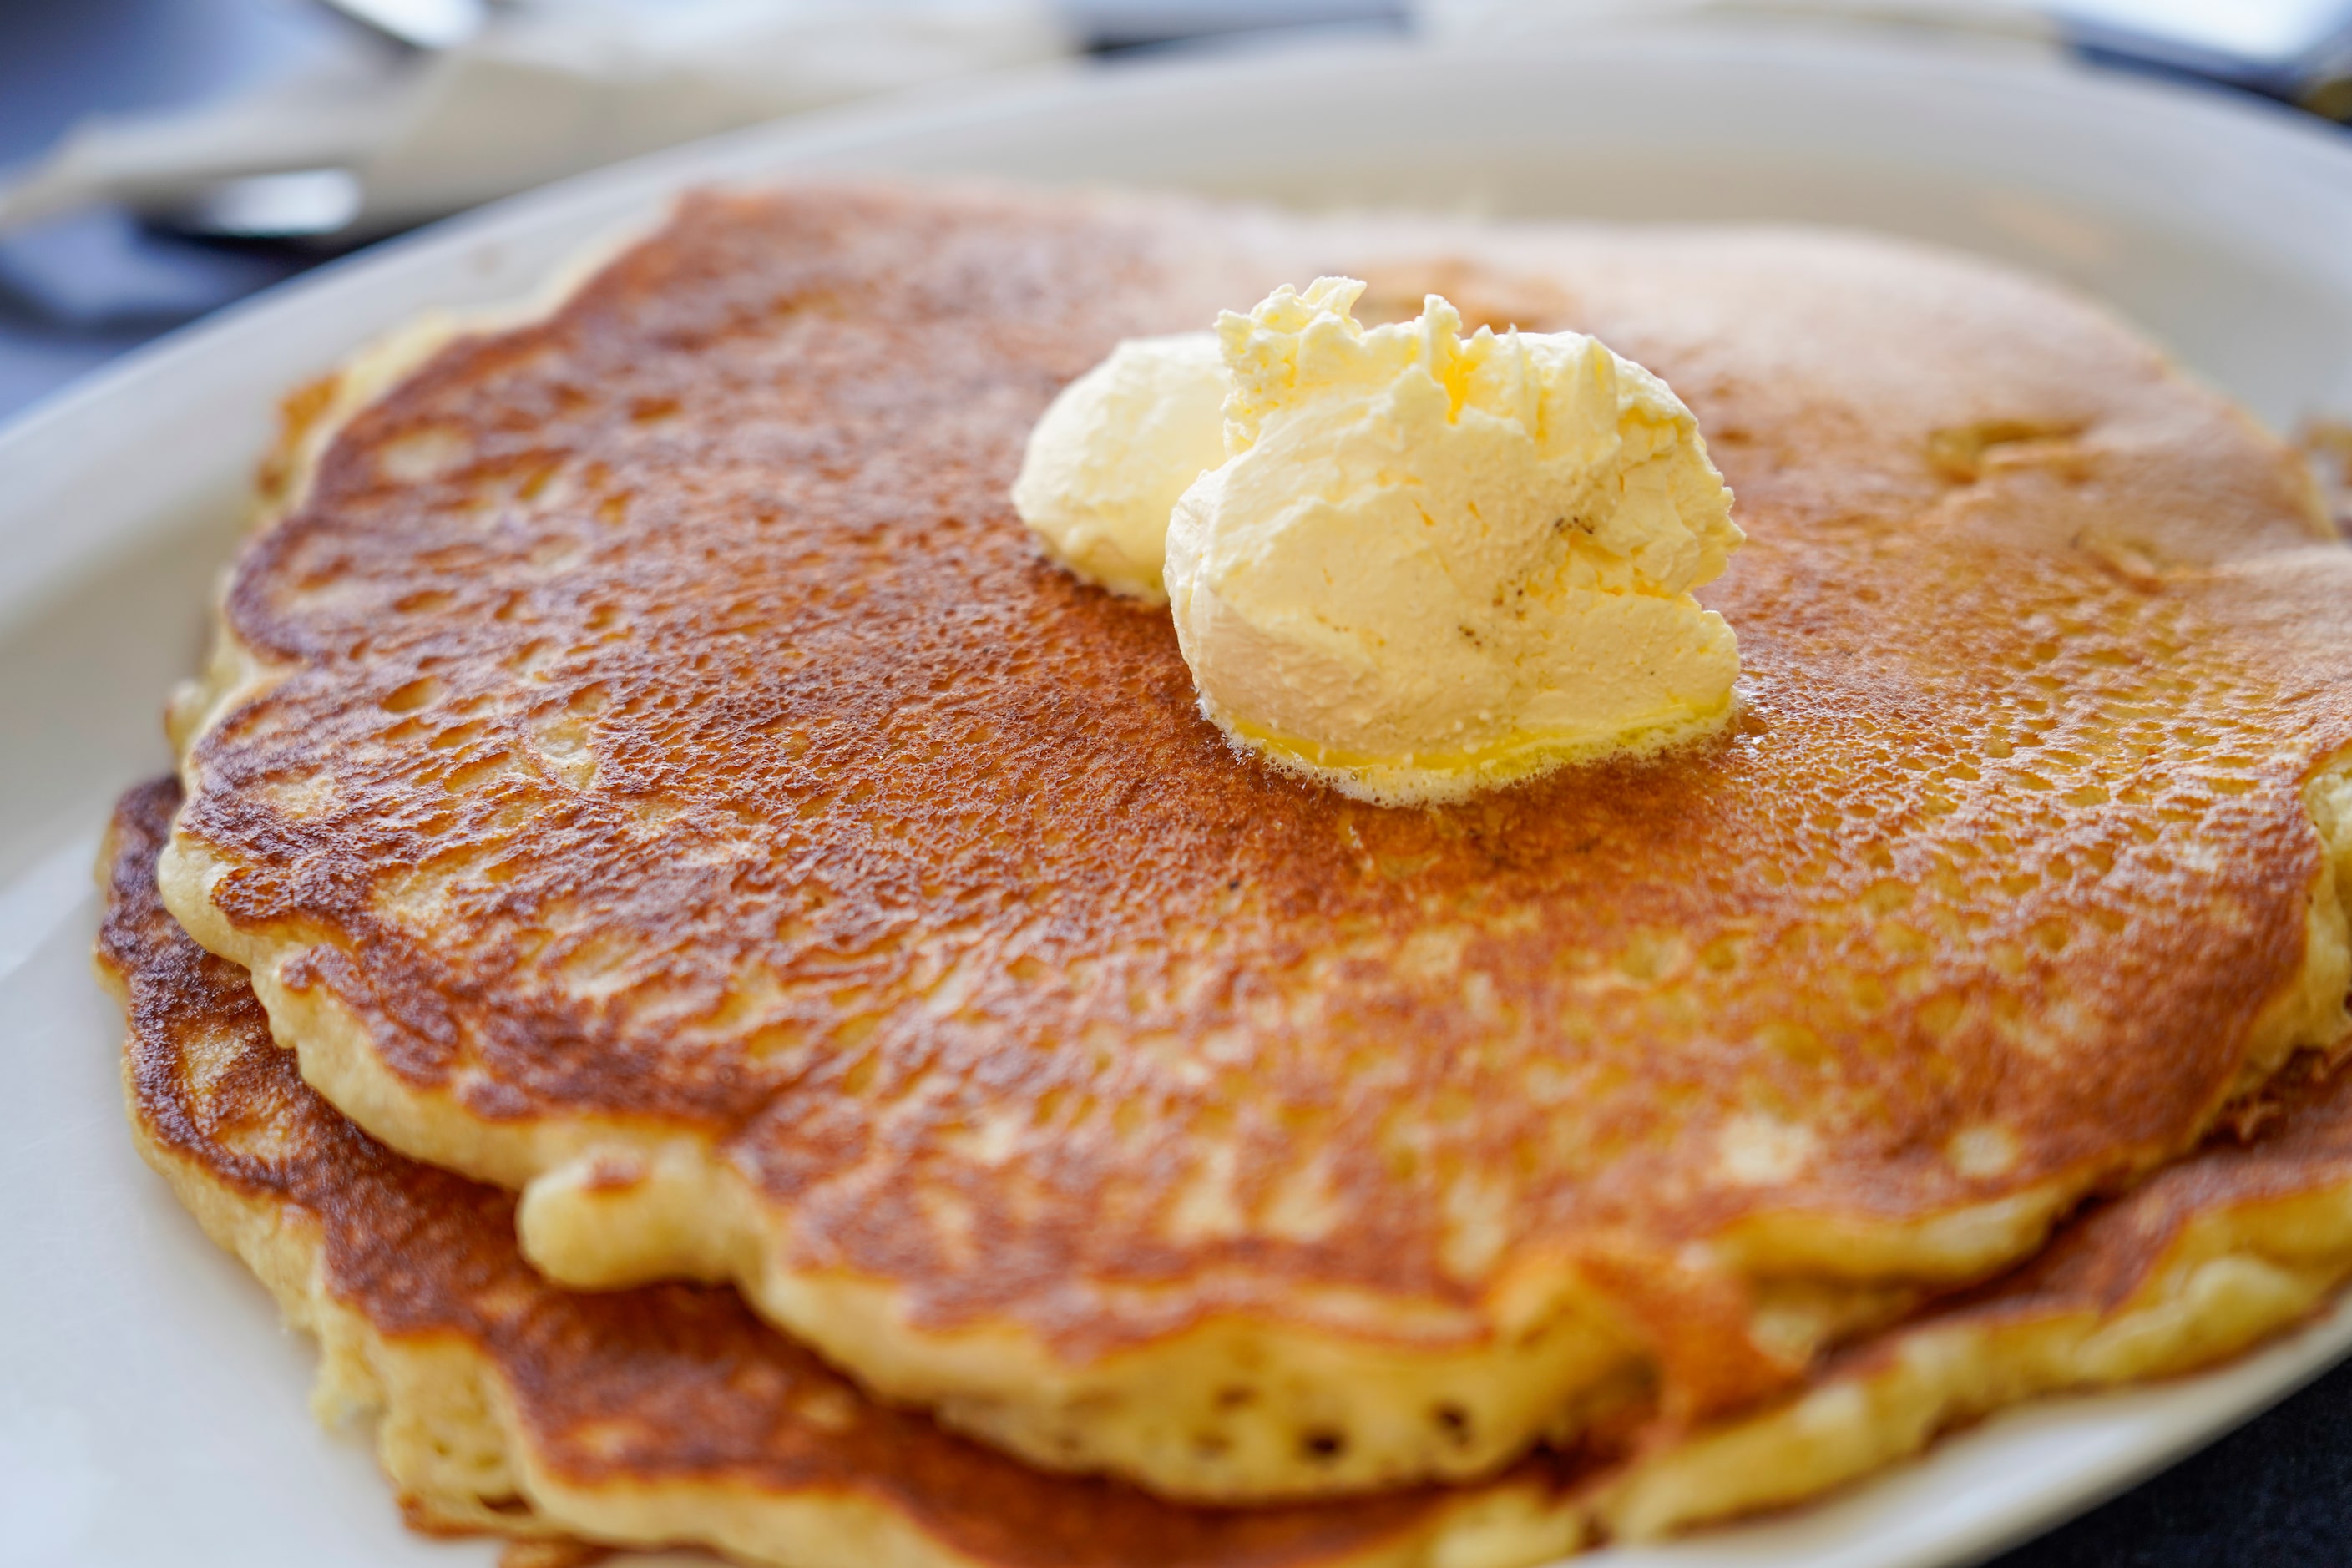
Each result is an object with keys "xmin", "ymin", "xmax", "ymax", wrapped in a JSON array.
[
  {"xmin": 1011, "ymin": 332, "xmax": 1227, "ymax": 603},
  {"xmin": 1014, "ymin": 276, "xmax": 1744, "ymax": 806}
]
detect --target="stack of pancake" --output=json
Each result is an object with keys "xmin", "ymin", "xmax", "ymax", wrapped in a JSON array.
[{"xmin": 99, "ymin": 181, "xmax": 2352, "ymax": 1566}]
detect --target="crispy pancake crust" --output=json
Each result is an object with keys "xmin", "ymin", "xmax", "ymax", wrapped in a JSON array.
[
  {"xmin": 109, "ymin": 779, "xmax": 1583, "ymax": 1568},
  {"xmin": 160, "ymin": 184, "xmax": 2352, "ymax": 1499},
  {"xmin": 104, "ymin": 779, "xmax": 2352, "ymax": 1560}
]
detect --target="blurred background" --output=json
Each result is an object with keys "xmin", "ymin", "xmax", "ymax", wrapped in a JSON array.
[{"xmin": 3, "ymin": 0, "xmax": 2350, "ymax": 422}]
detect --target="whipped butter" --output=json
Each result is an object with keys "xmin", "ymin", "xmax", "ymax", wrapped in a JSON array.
[
  {"xmin": 1011, "ymin": 332, "xmax": 1228, "ymax": 603},
  {"xmin": 1015, "ymin": 277, "xmax": 1744, "ymax": 805}
]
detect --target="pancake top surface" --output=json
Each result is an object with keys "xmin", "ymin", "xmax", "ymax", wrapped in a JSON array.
[
  {"xmin": 106, "ymin": 778, "xmax": 1548, "ymax": 1567},
  {"xmin": 103, "ymin": 776, "xmax": 2352, "ymax": 1557},
  {"xmin": 171, "ymin": 185, "xmax": 2352, "ymax": 1378}
]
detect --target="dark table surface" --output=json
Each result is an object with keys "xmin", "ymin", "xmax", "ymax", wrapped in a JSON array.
[{"xmin": 5, "ymin": 2, "xmax": 2351, "ymax": 1563}]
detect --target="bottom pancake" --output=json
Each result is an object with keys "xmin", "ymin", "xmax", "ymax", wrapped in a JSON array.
[{"xmin": 99, "ymin": 778, "xmax": 2352, "ymax": 1564}]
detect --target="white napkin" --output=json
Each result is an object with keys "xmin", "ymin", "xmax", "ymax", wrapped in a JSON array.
[{"xmin": 0, "ymin": 0, "xmax": 1071, "ymax": 236}]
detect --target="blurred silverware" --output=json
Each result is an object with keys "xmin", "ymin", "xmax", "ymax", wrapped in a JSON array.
[
  {"xmin": 156, "ymin": 169, "xmax": 368, "ymax": 243},
  {"xmin": 2056, "ymin": 1, "xmax": 2352, "ymax": 121},
  {"xmin": 315, "ymin": 0, "xmax": 488, "ymax": 51}
]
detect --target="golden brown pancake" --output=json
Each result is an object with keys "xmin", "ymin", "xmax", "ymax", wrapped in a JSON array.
[
  {"xmin": 158, "ymin": 182, "xmax": 2352, "ymax": 1500},
  {"xmin": 103, "ymin": 778, "xmax": 1586, "ymax": 1568},
  {"xmin": 102, "ymin": 778, "xmax": 2352, "ymax": 1560}
]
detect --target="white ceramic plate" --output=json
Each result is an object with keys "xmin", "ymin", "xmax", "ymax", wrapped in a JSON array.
[{"xmin": 5, "ymin": 28, "xmax": 2351, "ymax": 1568}]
